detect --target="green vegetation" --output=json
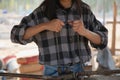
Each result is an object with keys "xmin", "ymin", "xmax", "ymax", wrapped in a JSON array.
[
  {"xmin": 0, "ymin": 0, "xmax": 42, "ymax": 14},
  {"xmin": 0, "ymin": 0, "xmax": 119, "ymax": 15}
]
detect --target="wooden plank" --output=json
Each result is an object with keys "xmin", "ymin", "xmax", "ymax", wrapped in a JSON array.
[
  {"xmin": 111, "ymin": 1, "xmax": 117, "ymax": 55},
  {"xmin": 116, "ymin": 49, "xmax": 120, "ymax": 51},
  {"xmin": 107, "ymin": 21, "xmax": 120, "ymax": 24},
  {"xmin": 19, "ymin": 64, "xmax": 44, "ymax": 73}
]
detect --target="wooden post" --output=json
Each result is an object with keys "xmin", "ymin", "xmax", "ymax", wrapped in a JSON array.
[{"xmin": 111, "ymin": 0, "xmax": 117, "ymax": 55}]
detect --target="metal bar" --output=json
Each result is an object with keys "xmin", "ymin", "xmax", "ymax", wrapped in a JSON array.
[
  {"xmin": 0, "ymin": 72, "xmax": 57, "ymax": 80},
  {"xmin": 77, "ymin": 69, "xmax": 120, "ymax": 76},
  {"xmin": 0, "ymin": 70, "xmax": 120, "ymax": 80},
  {"xmin": 58, "ymin": 69, "xmax": 120, "ymax": 79}
]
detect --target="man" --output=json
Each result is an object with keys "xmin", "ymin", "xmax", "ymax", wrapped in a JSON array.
[{"xmin": 11, "ymin": 0, "xmax": 108, "ymax": 79}]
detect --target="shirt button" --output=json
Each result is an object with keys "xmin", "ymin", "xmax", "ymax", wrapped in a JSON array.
[{"xmin": 69, "ymin": 37, "xmax": 73, "ymax": 42}]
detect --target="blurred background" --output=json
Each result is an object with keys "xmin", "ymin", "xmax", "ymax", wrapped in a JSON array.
[
  {"xmin": 0, "ymin": 0, "xmax": 120, "ymax": 80},
  {"xmin": 0, "ymin": 0, "xmax": 120, "ymax": 55}
]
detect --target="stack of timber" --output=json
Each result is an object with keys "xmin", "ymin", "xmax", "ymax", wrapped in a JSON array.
[{"xmin": 17, "ymin": 55, "xmax": 44, "ymax": 80}]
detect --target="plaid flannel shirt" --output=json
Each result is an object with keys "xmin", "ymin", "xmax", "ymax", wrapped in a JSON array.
[{"xmin": 11, "ymin": 3, "xmax": 108, "ymax": 66}]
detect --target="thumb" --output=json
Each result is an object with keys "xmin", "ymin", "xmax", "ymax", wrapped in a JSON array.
[{"xmin": 60, "ymin": 21, "xmax": 65, "ymax": 26}]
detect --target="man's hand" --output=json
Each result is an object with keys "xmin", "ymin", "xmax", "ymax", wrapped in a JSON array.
[{"xmin": 45, "ymin": 19, "xmax": 65, "ymax": 32}]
